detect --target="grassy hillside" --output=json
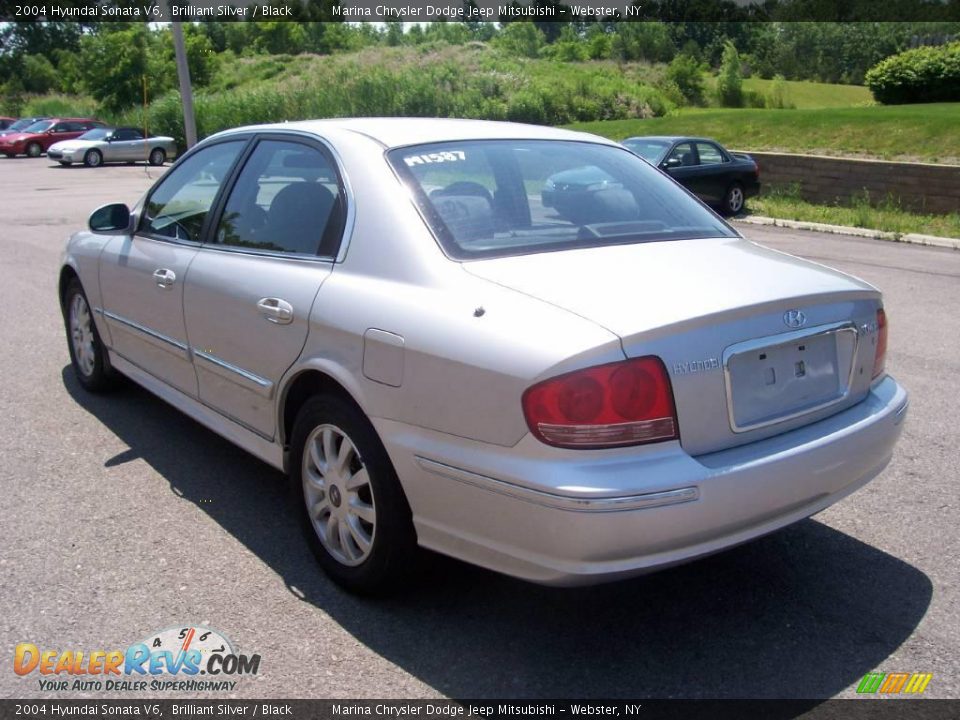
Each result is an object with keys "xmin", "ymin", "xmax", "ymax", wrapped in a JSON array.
[
  {"xmin": 568, "ymin": 104, "xmax": 960, "ymax": 164},
  {"xmin": 120, "ymin": 44, "xmax": 677, "ymax": 146}
]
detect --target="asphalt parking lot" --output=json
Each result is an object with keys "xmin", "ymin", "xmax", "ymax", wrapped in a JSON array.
[{"xmin": 1, "ymin": 156, "xmax": 958, "ymax": 701}]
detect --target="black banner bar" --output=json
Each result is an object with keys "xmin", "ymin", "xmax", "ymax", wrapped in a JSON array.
[{"xmin": 2, "ymin": 700, "xmax": 960, "ymax": 720}]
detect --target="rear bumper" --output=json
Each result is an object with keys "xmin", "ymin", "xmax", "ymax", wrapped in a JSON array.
[{"xmin": 375, "ymin": 375, "xmax": 907, "ymax": 586}]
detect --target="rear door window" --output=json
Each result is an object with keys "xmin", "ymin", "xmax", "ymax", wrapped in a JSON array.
[{"xmin": 212, "ymin": 139, "xmax": 345, "ymax": 257}]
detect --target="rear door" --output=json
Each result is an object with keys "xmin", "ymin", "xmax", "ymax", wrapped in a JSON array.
[
  {"xmin": 183, "ymin": 134, "xmax": 347, "ymax": 438},
  {"xmin": 98, "ymin": 139, "xmax": 247, "ymax": 396},
  {"xmin": 693, "ymin": 141, "xmax": 734, "ymax": 204}
]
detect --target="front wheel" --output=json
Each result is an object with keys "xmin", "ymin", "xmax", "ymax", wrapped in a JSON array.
[
  {"xmin": 148, "ymin": 148, "xmax": 166, "ymax": 166},
  {"xmin": 63, "ymin": 278, "xmax": 117, "ymax": 392},
  {"xmin": 722, "ymin": 182, "xmax": 745, "ymax": 216},
  {"xmin": 26, "ymin": 143, "xmax": 42, "ymax": 158},
  {"xmin": 84, "ymin": 150, "xmax": 102, "ymax": 168},
  {"xmin": 290, "ymin": 395, "xmax": 418, "ymax": 594}
]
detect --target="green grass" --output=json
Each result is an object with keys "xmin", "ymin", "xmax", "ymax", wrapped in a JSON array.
[
  {"xmin": 568, "ymin": 103, "xmax": 960, "ymax": 164},
  {"xmin": 750, "ymin": 185, "xmax": 960, "ymax": 239},
  {"xmin": 741, "ymin": 77, "xmax": 873, "ymax": 108}
]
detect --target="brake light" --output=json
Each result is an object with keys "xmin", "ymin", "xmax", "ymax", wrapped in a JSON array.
[
  {"xmin": 522, "ymin": 356, "xmax": 679, "ymax": 449},
  {"xmin": 872, "ymin": 308, "xmax": 888, "ymax": 379}
]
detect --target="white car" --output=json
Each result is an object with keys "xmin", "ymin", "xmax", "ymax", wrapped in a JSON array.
[{"xmin": 59, "ymin": 118, "xmax": 908, "ymax": 593}]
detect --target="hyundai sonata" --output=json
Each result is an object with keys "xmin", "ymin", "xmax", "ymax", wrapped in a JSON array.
[{"xmin": 59, "ymin": 119, "xmax": 907, "ymax": 593}]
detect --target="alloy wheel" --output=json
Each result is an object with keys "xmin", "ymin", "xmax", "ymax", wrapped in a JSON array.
[
  {"xmin": 69, "ymin": 293, "xmax": 96, "ymax": 377},
  {"xmin": 302, "ymin": 424, "xmax": 377, "ymax": 567}
]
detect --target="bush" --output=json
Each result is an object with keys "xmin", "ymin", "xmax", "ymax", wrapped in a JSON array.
[
  {"xmin": 666, "ymin": 54, "xmax": 706, "ymax": 105},
  {"xmin": 865, "ymin": 42, "xmax": 960, "ymax": 104},
  {"xmin": 715, "ymin": 42, "xmax": 744, "ymax": 107}
]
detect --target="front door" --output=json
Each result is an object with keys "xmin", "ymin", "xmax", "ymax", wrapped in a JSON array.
[
  {"xmin": 184, "ymin": 136, "xmax": 346, "ymax": 438},
  {"xmin": 98, "ymin": 139, "xmax": 247, "ymax": 396}
]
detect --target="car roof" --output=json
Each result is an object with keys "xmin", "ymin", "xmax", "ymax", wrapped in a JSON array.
[
  {"xmin": 623, "ymin": 136, "xmax": 720, "ymax": 144},
  {"xmin": 214, "ymin": 117, "xmax": 617, "ymax": 150}
]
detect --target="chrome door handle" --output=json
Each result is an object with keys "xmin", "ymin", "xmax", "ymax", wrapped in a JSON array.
[
  {"xmin": 153, "ymin": 268, "xmax": 176, "ymax": 288},
  {"xmin": 256, "ymin": 297, "xmax": 294, "ymax": 325}
]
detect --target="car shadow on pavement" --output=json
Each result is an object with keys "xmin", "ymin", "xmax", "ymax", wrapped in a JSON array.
[{"xmin": 64, "ymin": 367, "xmax": 932, "ymax": 701}]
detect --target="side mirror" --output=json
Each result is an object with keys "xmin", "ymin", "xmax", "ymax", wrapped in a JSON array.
[
  {"xmin": 89, "ymin": 203, "xmax": 132, "ymax": 235},
  {"xmin": 662, "ymin": 157, "xmax": 682, "ymax": 170}
]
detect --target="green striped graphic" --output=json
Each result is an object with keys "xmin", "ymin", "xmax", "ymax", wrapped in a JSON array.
[{"xmin": 857, "ymin": 673, "xmax": 886, "ymax": 693}]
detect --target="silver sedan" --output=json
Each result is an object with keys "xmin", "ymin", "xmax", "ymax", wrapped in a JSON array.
[
  {"xmin": 58, "ymin": 119, "xmax": 908, "ymax": 593},
  {"xmin": 48, "ymin": 127, "xmax": 177, "ymax": 167}
]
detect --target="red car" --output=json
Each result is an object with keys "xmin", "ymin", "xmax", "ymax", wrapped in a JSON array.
[{"xmin": 0, "ymin": 118, "xmax": 105, "ymax": 158}]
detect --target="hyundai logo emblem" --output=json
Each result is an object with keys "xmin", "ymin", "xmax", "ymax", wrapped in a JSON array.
[{"xmin": 783, "ymin": 309, "xmax": 807, "ymax": 328}]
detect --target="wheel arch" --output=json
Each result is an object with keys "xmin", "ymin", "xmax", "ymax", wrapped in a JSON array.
[
  {"xmin": 58, "ymin": 264, "xmax": 80, "ymax": 312},
  {"xmin": 278, "ymin": 365, "xmax": 370, "ymax": 457}
]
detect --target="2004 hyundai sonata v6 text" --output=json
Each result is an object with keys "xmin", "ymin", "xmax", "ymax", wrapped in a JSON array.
[{"xmin": 59, "ymin": 118, "xmax": 908, "ymax": 593}]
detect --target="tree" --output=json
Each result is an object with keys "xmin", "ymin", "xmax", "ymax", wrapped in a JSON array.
[
  {"xmin": 716, "ymin": 41, "xmax": 743, "ymax": 106},
  {"xmin": 492, "ymin": 22, "xmax": 545, "ymax": 58},
  {"xmin": 21, "ymin": 55, "xmax": 59, "ymax": 94},
  {"xmin": 78, "ymin": 25, "xmax": 150, "ymax": 113}
]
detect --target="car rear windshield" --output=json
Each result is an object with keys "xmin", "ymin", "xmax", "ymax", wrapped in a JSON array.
[
  {"xmin": 388, "ymin": 140, "xmax": 735, "ymax": 260},
  {"xmin": 24, "ymin": 120, "xmax": 53, "ymax": 133}
]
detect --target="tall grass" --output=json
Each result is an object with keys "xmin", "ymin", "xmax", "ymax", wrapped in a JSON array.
[{"xmin": 117, "ymin": 44, "xmax": 676, "ymax": 147}]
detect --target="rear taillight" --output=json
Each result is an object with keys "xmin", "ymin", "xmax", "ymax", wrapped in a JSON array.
[
  {"xmin": 522, "ymin": 356, "xmax": 679, "ymax": 449},
  {"xmin": 872, "ymin": 308, "xmax": 888, "ymax": 379}
]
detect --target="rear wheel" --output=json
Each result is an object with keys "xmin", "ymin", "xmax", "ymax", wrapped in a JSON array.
[
  {"xmin": 83, "ymin": 150, "xmax": 102, "ymax": 168},
  {"xmin": 63, "ymin": 278, "xmax": 117, "ymax": 392},
  {"xmin": 148, "ymin": 148, "xmax": 166, "ymax": 166},
  {"xmin": 26, "ymin": 142, "xmax": 42, "ymax": 158},
  {"xmin": 722, "ymin": 182, "xmax": 745, "ymax": 215},
  {"xmin": 290, "ymin": 395, "xmax": 418, "ymax": 594}
]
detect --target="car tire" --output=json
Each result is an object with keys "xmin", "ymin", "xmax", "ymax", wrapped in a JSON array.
[
  {"xmin": 26, "ymin": 143, "xmax": 42, "ymax": 158},
  {"xmin": 722, "ymin": 182, "xmax": 745, "ymax": 216},
  {"xmin": 59, "ymin": 161, "xmax": 72, "ymax": 167},
  {"xmin": 148, "ymin": 148, "xmax": 166, "ymax": 166},
  {"xmin": 84, "ymin": 150, "xmax": 102, "ymax": 168},
  {"xmin": 63, "ymin": 278, "xmax": 118, "ymax": 393},
  {"xmin": 290, "ymin": 394, "xmax": 418, "ymax": 595}
]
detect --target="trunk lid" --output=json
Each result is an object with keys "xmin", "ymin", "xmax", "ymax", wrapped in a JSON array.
[{"xmin": 464, "ymin": 237, "xmax": 883, "ymax": 454}]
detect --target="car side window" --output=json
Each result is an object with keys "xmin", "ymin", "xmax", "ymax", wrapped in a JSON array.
[
  {"xmin": 696, "ymin": 143, "xmax": 727, "ymax": 165},
  {"xmin": 140, "ymin": 141, "xmax": 245, "ymax": 243},
  {"xmin": 667, "ymin": 143, "xmax": 698, "ymax": 167},
  {"xmin": 51, "ymin": 122, "xmax": 69, "ymax": 133},
  {"xmin": 115, "ymin": 129, "xmax": 142, "ymax": 141},
  {"xmin": 213, "ymin": 139, "xmax": 344, "ymax": 257}
]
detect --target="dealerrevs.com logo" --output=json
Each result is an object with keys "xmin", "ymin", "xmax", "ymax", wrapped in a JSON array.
[{"xmin": 14, "ymin": 625, "xmax": 261, "ymax": 693}]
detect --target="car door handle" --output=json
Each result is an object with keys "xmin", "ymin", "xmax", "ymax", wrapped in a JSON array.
[
  {"xmin": 256, "ymin": 297, "xmax": 294, "ymax": 325},
  {"xmin": 153, "ymin": 268, "xmax": 176, "ymax": 288}
]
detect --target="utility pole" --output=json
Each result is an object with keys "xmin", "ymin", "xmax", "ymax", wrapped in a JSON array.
[{"xmin": 170, "ymin": 19, "xmax": 198, "ymax": 149}]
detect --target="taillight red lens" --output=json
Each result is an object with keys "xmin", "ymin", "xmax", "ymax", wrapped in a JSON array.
[
  {"xmin": 872, "ymin": 308, "xmax": 888, "ymax": 379},
  {"xmin": 522, "ymin": 356, "xmax": 679, "ymax": 449}
]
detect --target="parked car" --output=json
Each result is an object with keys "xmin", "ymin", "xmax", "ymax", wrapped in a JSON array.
[
  {"xmin": 0, "ymin": 116, "xmax": 50, "ymax": 138},
  {"xmin": 0, "ymin": 118, "xmax": 104, "ymax": 158},
  {"xmin": 0, "ymin": 117, "xmax": 15, "ymax": 131},
  {"xmin": 59, "ymin": 119, "xmax": 906, "ymax": 594},
  {"xmin": 48, "ymin": 126, "xmax": 177, "ymax": 167},
  {"xmin": 622, "ymin": 136, "xmax": 760, "ymax": 215}
]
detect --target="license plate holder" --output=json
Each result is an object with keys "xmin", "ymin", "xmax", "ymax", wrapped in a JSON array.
[{"xmin": 724, "ymin": 323, "xmax": 858, "ymax": 432}]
